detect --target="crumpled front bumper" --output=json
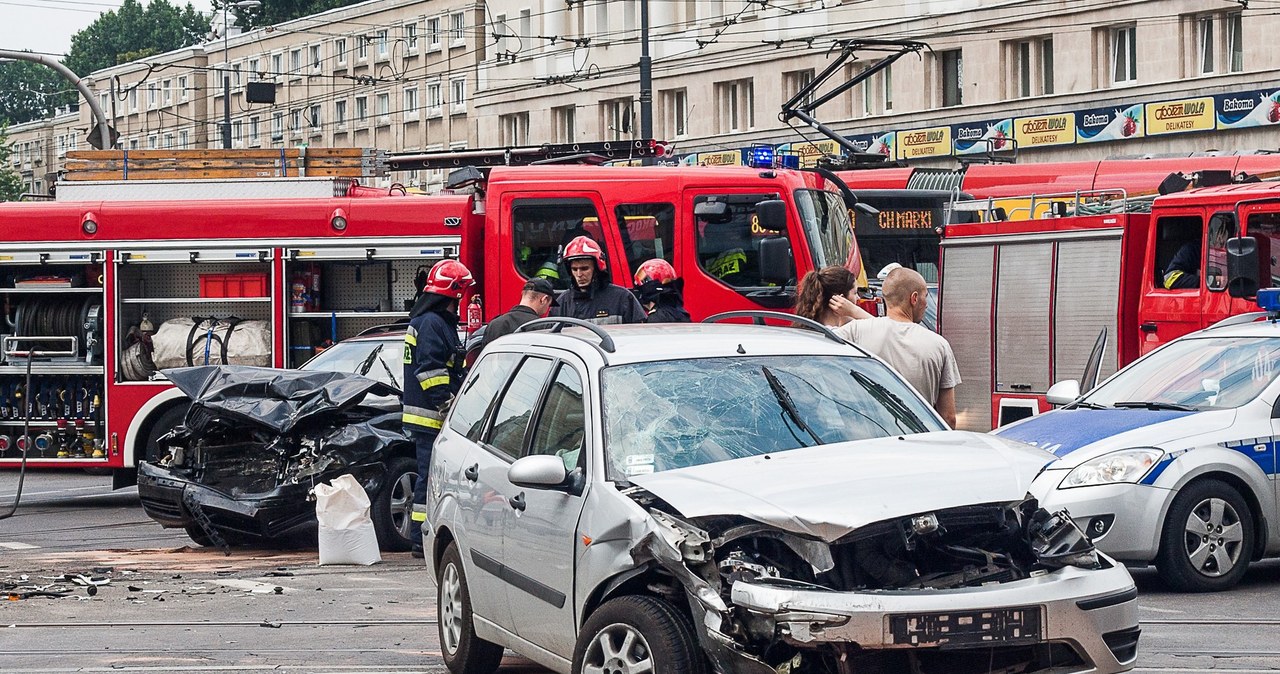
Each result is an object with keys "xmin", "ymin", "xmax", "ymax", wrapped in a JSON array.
[{"xmin": 728, "ymin": 558, "xmax": 1138, "ymax": 673}]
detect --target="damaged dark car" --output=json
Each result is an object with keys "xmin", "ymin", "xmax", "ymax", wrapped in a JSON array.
[
  {"xmin": 137, "ymin": 363, "xmax": 418, "ymax": 551},
  {"xmin": 423, "ymin": 320, "xmax": 1140, "ymax": 674}
]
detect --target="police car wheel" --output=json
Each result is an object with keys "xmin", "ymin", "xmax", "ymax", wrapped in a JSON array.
[{"xmin": 1156, "ymin": 479, "xmax": 1254, "ymax": 592}]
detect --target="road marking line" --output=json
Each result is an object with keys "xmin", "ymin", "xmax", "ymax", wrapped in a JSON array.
[{"xmin": 0, "ymin": 542, "xmax": 39, "ymax": 550}]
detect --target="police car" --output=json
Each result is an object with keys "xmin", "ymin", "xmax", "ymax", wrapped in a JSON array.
[{"xmin": 997, "ymin": 289, "xmax": 1280, "ymax": 592}]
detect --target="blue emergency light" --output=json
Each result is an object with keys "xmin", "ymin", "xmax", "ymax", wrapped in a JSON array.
[
  {"xmin": 747, "ymin": 146, "xmax": 776, "ymax": 169},
  {"xmin": 1258, "ymin": 288, "xmax": 1280, "ymax": 314}
]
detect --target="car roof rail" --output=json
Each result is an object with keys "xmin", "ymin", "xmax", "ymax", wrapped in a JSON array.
[
  {"xmin": 701, "ymin": 310, "xmax": 854, "ymax": 348},
  {"xmin": 355, "ymin": 320, "xmax": 411, "ymax": 337},
  {"xmin": 516, "ymin": 317, "xmax": 617, "ymax": 355}
]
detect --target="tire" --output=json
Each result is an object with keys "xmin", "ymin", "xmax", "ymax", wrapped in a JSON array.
[
  {"xmin": 1156, "ymin": 479, "xmax": 1255, "ymax": 592},
  {"xmin": 184, "ymin": 524, "xmax": 213, "ymax": 547},
  {"xmin": 372, "ymin": 456, "xmax": 417, "ymax": 552},
  {"xmin": 438, "ymin": 542, "xmax": 504, "ymax": 674},
  {"xmin": 572, "ymin": 595, "xmax": 706, "ymax": 674},
  {"xmin": 143, "ymin": 403, "xmax": 189, "ymax": 465}
]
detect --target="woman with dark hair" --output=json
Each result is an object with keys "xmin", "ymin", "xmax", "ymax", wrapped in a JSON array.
[{"xmin": 794, "ymin": 265, "xmax": 873, "ymax": 326}]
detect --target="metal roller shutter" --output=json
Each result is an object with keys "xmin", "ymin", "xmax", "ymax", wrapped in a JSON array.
[
  {"xmin": 995, "ymin": 243, "xmax": 1053, "ymax": 394},
  {"xmin": 939, "ymin": 244, "xmax": 994, "ymax": 432},
  {"xmin": 1054, "ymin": 237, "xmax": 1122, "ymax": 387}
]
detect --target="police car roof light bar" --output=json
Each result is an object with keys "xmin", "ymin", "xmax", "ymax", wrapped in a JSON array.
[
  {"xmin": 516, "ymin": 317, "xmax": 617, "ymax": 355},
  {"xmin": 1256, "ymin": 288, "xmax": 1280, "ymax": 320}
]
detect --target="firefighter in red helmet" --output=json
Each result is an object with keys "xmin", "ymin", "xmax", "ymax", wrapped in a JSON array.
[
  {"xmin": 632, "ymin": 258, "xmax": 691, "ymax": 323},
  {"xmin": 403, "ymin": 259, "xmax": 473, "ymax": 556},
  {"xmin": 549, "ymin": 235, "xmax": 646, "ymax": 324}
]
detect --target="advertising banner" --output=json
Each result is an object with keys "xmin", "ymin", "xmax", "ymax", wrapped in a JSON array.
[
  {"xmin": 690, "ymin": 150, "xmax": 743, "ymax": 166},
  {"xmin": 1014, "ymin": 113, "xmax": 1076, "ymax": 147},
  {"xmin": 1216, "ymin": 89, "xmax": 1280, "ymax": 129},
  {"xmin": 864, "ymin": 132, "xmax": 896, "ymax": 160},
  {"xmin": 1076, "ymin": 104, "xmax": 1143, "ymax": 143},
  {"xmin": 953, "ymin": 119, "xmax": 1013, "ymax": 156},
  {"xmin": 896, "ymin": 126, "xmax": 952, "ymax": 160},
  {"xmin": 778, "ymin": 140, "xmax": 840, "ymax": 168},
  {"xmin": 1146, "ymin": 97, "xmax": 1215, "ymax": 135}
]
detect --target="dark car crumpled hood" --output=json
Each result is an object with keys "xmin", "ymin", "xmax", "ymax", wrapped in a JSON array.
[{"xmin": 164, "ymin": 365, "xmax": 400, "ymax": 435}]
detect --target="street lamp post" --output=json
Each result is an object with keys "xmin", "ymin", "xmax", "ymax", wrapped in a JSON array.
[{"xmin": 221, "ymin": 0, "xmax": 260, "ymax": 149}]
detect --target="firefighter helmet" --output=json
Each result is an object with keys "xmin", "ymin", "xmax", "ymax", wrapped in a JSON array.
[
  {"xmin": 561, "ymin": 235, "xmax": 607, "ymax": 271},
  {"xmin": 423, "ymin": 259, "xmax": 475, "ymax": 299},
  {"xmin": 634, "ymin": 258, "xmax": 677, "ymax": 286}
]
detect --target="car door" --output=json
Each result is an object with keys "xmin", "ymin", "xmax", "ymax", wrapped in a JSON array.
[
  {"xmin": 501, "ymin": 359, "xmax": 590, "ymax": 655},
  {"xmin": 440, "ymin": 351, "xmax": 523, "ymax": 632}
]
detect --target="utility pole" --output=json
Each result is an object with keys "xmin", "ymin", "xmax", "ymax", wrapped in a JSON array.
[
  {"xmin": 221, "ymin": 1, "xmax": 261, "ymax": 149},
  {"xmin": 639, "ymin": 0, "xmax": 653, "ymax": 165}
]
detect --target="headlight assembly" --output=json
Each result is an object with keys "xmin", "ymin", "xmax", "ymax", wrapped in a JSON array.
[{"xmin": 1060, "ymin": 448, "xmax": 1163, "ymax": 488}]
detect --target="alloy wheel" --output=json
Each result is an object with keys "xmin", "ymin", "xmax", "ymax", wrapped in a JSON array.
[
  {"xmin": 390, "ymin": 471, "xmax": 416, "ymax": 540},
  {"xmin": 582, "ymin": 623, "xmax": 654, "ymax": 674},
  {"xmin": 1183, "ymin": 496, "xmax": 1245, "ymax": 577},
  {"xmin": 439, "ymin": 562, "xmax": 463, "ymax": 655}
]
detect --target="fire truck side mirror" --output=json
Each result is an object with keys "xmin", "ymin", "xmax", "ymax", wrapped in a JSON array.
[
  {"xmin": 759, "ymin": 237, "xmax": 794, "ymax": 287},
  {"xmin": 755, "ymin": 200, "xmax": 787, "ymax": 232},
  {"xmin": 1226, "ymin": 236, "xmax": 1261, "ymax": 299}
]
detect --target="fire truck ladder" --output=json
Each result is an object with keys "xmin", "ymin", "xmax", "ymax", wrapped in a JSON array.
[
  {"xmin": 780, "ymin": 39, "xmax": 927, "ymax": 169},
  {"xmin": 386, "ymin": 139, "xmax": 669, "ymax": 172}
]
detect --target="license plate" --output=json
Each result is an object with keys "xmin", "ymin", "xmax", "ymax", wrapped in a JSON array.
[{"xmin": 889, "ymin": 606, "xmax": 1042, "ymax": 647}]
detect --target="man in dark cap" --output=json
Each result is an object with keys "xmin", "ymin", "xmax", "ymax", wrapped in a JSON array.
[{"xmin": 479, "ymin": 278, "xmax": 558, "ymax": 351}]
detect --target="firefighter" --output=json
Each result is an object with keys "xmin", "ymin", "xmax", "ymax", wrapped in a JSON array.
[
  {"xmin": 550, "ymin": 235, "xmax": 646, "ymax": 324},
  {"xmin": 403, "ymin": 259, "xmax": 474, "ymax": 557},
  {"xmin": 632, "ymin": 259, "xmax": 691, "ymax": 323}
]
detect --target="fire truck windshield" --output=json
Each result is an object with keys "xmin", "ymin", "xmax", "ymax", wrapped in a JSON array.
[{"xmin": 795, "ymin": 189, "xmax": 855, "ymax": 270}]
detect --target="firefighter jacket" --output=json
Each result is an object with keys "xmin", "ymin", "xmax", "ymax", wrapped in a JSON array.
[
  {"xmin": 402, "ymin": 307, "xmax": 463, "ymax": 434},
  {"xmin": 550, "ymin": 275, "xmax": 646, "ymax": 325}
]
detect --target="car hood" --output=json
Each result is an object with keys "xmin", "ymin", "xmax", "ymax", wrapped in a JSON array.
[
  {"xmin": 994, "ymin": 408, "xmax": 1236, "ymax": 468},
  {"xmin": 164, "ymin": 365, "xmax": 400, "ymax": 435},
  {"xmin": 627, "ymin": 431, "xmax": 1052, "ymax": 543}
]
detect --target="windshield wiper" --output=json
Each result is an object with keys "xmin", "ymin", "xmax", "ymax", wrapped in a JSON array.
[
  {"xmin": 1112, "ymin": 401, "xmax": 1196, "ymax": 412},
  {"xmin": 850, "ymin": 370, "xmax": 927, "ymax": 434},
  {"xmin": 762, "ymin": 366, "xmax": 823, "ymax": 446},
  {"xmin": 357, "ymin": 344, "xmax": 383, "ymax": 377},
  {"xmin": 1065, "ymin": 400, "xmax": 1112, "ymax": 410}
]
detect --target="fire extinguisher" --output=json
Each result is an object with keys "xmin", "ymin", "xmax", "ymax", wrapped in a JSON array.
[
  {"xmin": 466, "ymin": 294, "xmax": 483, "ymax": 337},
  {"xmin": 305, "ymin": 263, "xmax": 322, "ymax": 312}
]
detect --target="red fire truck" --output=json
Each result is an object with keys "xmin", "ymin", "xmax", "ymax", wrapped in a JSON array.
[
  {"xmin": 937, "ymin": 180, "xmax": 1280, "ymax": 432},
  {"xmin": 0, "ymin": 144, "xmax": 871, "ymax": 486}
]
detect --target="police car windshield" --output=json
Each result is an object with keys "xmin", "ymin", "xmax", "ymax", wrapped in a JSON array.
[
  {"xmin": 600, "ymin": 355, "xmax": 945, "ymax": 481},
  {"xmin": 795, "ymin": 189, "xmax": 855, "ymax": 269},
  {"xmin": 1084, "ymin": 336, "xmax": 1280, "ymax": 411}
]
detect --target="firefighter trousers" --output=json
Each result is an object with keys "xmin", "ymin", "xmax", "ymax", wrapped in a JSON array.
[{"xmin": 410, "ymin": 429, "xmax": 439, "ymax": 548}]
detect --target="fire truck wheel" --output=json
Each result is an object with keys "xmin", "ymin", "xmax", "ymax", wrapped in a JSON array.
[
  {"xmin": 143, "ymin": 404, "xmax": 189, "ymax": 465},
  {"xmin": 372, "ymin": 456, "xmax": 418, "ymax": 552}
]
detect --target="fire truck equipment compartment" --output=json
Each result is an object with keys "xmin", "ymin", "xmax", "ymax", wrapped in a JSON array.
[{"xmin": 200, "ymin": 273, "xmax": 269, "ymax": 298}]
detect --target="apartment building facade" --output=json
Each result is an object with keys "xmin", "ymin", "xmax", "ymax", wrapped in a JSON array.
[
  {"xmin": 8, "ymin": 0, "xmax": 1277, "ymax": 196},
  {"xmin": 6, "ymin": 109, "xmax": 79, "ymax": 196}
]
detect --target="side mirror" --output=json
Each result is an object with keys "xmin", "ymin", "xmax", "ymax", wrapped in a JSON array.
[
  {"xmin": 755, "ymin": 200, "xmax": 787, "ymax": 231},
  {"xmin": 1045, "ymin": 380, "xmax": 1081, "ymax": 406},
  {"xmin": 1226, "ymin": 236, "xmax": 1261, "ymax": 299},
  {"xmin": 853, "ymin": 201, "xmax": 880, "ymax": 216},
  {"xmin": 758, "ymin": 237, "xmax": 794, "ymax": 286},
  {"xmin": 507, "ymin": 455, "xmax": 568, "ymax": 489}
]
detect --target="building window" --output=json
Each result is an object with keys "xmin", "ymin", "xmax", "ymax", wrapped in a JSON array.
[
  {"xmin": 376, "ymin": 29, "xmax": 389, "ymax": 56},
  {"xmin": 1110, "ymin": 25, "xmax": 1137, "ymax": 84},
  {"xmin": 501, "ymin": 112, "xmax": 530, "ymax": 145},
  {"xmin": 148, "ymin": 135, "xmax": 157, "ymax": 149},
  {"xmin": 162, "ymin": 79, "xmax": 171, "ymax": 104},
  {"xmin": 426, "ymin": 82, "xmax": 442, "ymax": 116},
  {"xmin": 661, "ymin": 88, "xmax": 687, "ymax": 138},
  {"xmin": 163, "ymin": 133, "xmax": 174, "ymax": 149},
  {"xmin": 602, "ymin": 98, "xmax": 631, "ymax": 140},
  {"xmin": 232, "ymin": 63, "xmax": 242, "ymax": 87},
  {"xmin": 310, "ymin": 45, "xmax": 322, "ymax": 70},
  {"xmin": 148, "ymin": 83, "xmax": 157, "ymax": 108},
  {"xmin": 1041, "ymin": 39, "xmax": 1054, "ymax": 95},
  {"xmin": 335, "ymin": 39, "xmax": 347, "ymax": 65},
  {"xmin": 272, "ymin": 112, "xmax": 284, "ymax": 140},
  {"xmin": 520, "ymin": 9, "xmax": 532, "ymax": 41},
  {"xmin": 290, "ymin": 49, "xmax": 301, "ymax": 73},
  {"xmin": 180, "ymin": 130, "xmax": 189, "ymax": 148},
  {"xmin": 308, "ymin": 104, "xmax": 322, "ymax": 128},
  {"xmin": 335, "ymin": 100, "xmax": 347, "ymax": 126},
  {"xmin": 376, "ymin": 93, "xmax": 390, "ymax": 121},
  {"xmin": 939, "ymin": 49, "xmax": 963, "ymax": 106},
  {"xmin": 355, "ymin": 96, "xmax": 368, "ymax": 122},
  {"xmin": 271, "ymin": 53, "xmax": 282, "ymax": 77},
  {"xmin": 404, "ymin": 86, "xmax": 419, "ymax": 119},
  {"xmin": 715, "ymin": 79, "xmax": 754, "ymax": 133},
  {"xmin": 290, "ymin": 109, "xmax": 302, "ymax": 134},
  {"xmin": 178, "ymin": 76, "xmax": 187, "ymax": 101},
  {"xmin": 249, "ymin": 58, "xmax": 260, "ymax": 79},
  {"xmin": 357, "ymin": 35, "xmax": 368, "ymax": 60},
  {"xmin": 1197, "ymin": 15, "xmax": 1215, "ymax": 75},
  {"xmin": 406, "ymin": 23, "xmax": 418, "ymax": 50},
  {"xmin": 553, "ymin": 105, "xmax": 576, "ymax": 143},
  {"xmin": 451, "ymin": 12, "xmax": 465, "ymax": 44},
  {"xmin": 883, "ymin": 64, "xmax": 894, "ymax": 111},
  {"xmin": 784, "ymin": 69, "xmax": 814, "ymax": 107},
  {"xmin": 1008, "ymin": 37, "xmax": 1053, "ymax": 98},
  {"xmin": 129, "ymin": 88, "xmax": 138, "ymax": 111},
  {"xmin": 450, "ymin": 78, "xmax": 466, "ymax": 112},
  {"xmin": 1227, "ymin": 13, "xmax": 1243, "ymax": 72},
  {"xmin": 229, "ymin": 123, "xmax": 238, "ymax": 145},
  {"xmin": 250, "ymin": 116, "xmax": 260, "ymax": 143},
  {"xmin": 428, "ymin": 17, "xmax": 441, "ymax": 48}
]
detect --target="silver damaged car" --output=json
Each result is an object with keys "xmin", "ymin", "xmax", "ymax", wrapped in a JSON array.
[{"xmin": 424, "ymin": 317, "xmax": 1139, "ymax": 674}]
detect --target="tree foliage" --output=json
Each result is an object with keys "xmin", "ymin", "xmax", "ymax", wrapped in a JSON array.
[
  {"xmin": 0, "ymin": 62, "xmax": 77, "ymax": 126},
  {"xmin": 64, "ymin": 0, "xmax": 210, "ymax": 76},
  {"xmin": 0, "ymin": 126, "xmax": 26, "ymax": 202},
  {"xmin": 218, "ymin": 0, "xmax": 365, "ymax": 30}
]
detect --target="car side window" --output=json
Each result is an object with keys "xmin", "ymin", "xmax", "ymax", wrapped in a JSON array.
[
  {"xmin": 1248, "ymin": 212, "xmax": 1280, "ymax": 286},
  {"xmin": 486, "ymin": 356, "xmax": 555, "ymax": 459},
  {"xmin": 529, "ymin": 364, "xmax": 585, "ymax": 472},
  {"xmin": 694, "ymin": 193, "xmax": 780, "ymax": 288},
  {"xmin": 450, "ymin": 352, "xmax": 521, "ymax": 442},
  {"xmin": 615, "ymin": 203, "xmax": 676, "ymax": 278},
  {"xmin": 1205, "ymin": 212, "xmax": 1237, "ymax": 292},
  {"xmin": 1153, "ymin": 214, "xmax": 1203, "ymax": 290},
  {"xmin": 512, "ymin": 198, "xmax": 608, "ymax": 290}
]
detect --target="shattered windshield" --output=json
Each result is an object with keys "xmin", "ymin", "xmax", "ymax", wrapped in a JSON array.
[
  {"xmin": 601, "ymin": 355, "xmax": 944, "ymax": 480},
  {"xmin": 302, "ymin": 339, "xmax": 402, "ymax": 389},
  {"xmin": 1083, "ymin": 336, "xmax": 1280, "ymax": 411}
]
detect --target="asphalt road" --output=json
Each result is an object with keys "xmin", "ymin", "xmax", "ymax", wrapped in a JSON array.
[{"xmin": 2, "ymin": 471, "xmax": 1280, "ymax": 673}]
